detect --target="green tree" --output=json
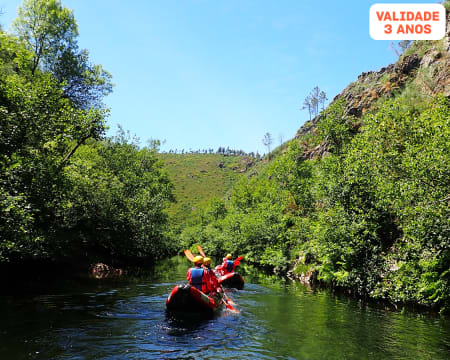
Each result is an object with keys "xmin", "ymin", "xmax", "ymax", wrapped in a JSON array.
[
  {"xmin": 1, "ymin": 4, "xmax": 175, "ymax": 266},
  {"xmin": 13, "ymin": 0, "xmax": 78, "ymax": 75},
  {"xmin": 0, "ymin": 31, "xmax": 108, "ymax": 261},
  {"xmin": 50, "ymin": 47, "xmax": 113, "ymax": 110},
  {"xmin": 58, "ymin": 129, "xmax": 175, "ymax": 261},
  {"xmin": 13, "ymin": 0, "xmax": 113, "ymax": 109}
]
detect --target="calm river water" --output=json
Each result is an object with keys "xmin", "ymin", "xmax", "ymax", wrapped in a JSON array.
[{"xmin": 0, "ymin": 256, "xmax": 449, "ymax": 359}]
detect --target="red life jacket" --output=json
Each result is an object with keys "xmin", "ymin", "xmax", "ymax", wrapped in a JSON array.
[{"xmin": 203, "ymin": 267, "xmax": 219, "ymax": 293}]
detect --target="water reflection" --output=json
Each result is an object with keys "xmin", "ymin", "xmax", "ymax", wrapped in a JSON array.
[
  {"xmin": 0, "ymin": 257, "xmax": 449, "ymax": 359},
  {"xmin": 165, "ymin": 312, "xmax": 217, "ymax": 336}
]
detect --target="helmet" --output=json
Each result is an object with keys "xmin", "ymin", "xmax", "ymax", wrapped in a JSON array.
[
  {"xmin": 193, "ymin": 255, "xmax": 203, "ymax": 264},
  {"xmin": 203, "ymin": 257, "xmax": 211, "ymax": 266},
  {"xmin": 226, "ymin": 254, "xmax": 232, "ymax": 259}
]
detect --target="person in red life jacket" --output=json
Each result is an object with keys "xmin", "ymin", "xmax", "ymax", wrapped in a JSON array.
[
  {"xmin": 217, "ymin": 253, "xmax": 236, "ymax": 275},
  {"xmin": 186, "ymin": 255, "xmax": 208, "ymax": 293},
  {"xmin": 202, "ymin": 257, "xmax": 222, "ymax": 295}
]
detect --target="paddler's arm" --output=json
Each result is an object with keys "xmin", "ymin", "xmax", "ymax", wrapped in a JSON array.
[{"xmin": 186, "ymin": 268, "xmax": 192, "ymax": 282}]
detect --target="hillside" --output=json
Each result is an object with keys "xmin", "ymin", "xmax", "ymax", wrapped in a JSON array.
[
  {"xmin": 159, "ymin": 153, "xmax": 259, "ymax": 229},
  {"xmin": 177, "ymin": 10, "xmax": 450, "ymax": 313}
]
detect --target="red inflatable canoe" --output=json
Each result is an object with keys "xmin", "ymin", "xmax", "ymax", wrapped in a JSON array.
[
  {"xmin": 217, "ymin": 272, "xmax": 245, "ymax": 290},
  {"xmin": 166, "ymin": 284, "xmax": 224, "ymax": 313}
]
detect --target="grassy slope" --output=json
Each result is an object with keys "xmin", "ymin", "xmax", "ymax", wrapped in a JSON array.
[{"xmin": 159, "ymin": 153, "xmax": 259, "ymax": 227}]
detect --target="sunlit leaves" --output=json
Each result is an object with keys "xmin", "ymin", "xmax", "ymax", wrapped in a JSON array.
[{"xmin": 178, "ymin": 94, "xmax": 449, "ymax": 312}]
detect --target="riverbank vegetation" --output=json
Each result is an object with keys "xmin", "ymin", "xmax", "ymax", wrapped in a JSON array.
[
  {"xmin": 180, "ymin": 93, "xmax": 449, "ymax": 313},
  {"xmin": 0, "ymin": 0, "xmax": 174, "ymax": 266}
]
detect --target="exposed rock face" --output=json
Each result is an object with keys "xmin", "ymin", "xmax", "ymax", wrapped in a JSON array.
[
  {"xmin": 287, "ymin": 268, "xmax": 318, "ymax": 286},
  {"xmin": 420, "ymin": 50, "xmax": 442, "ymax": 68},
  {"xmin": 239, "ymin": 157, "xmax": 255, "ymax": 172},
  {"xmin": 295, "ymin": 117, "xmax": 319, "ymax": 140},
  {"xmin": 394, "ymin": 54, "xmax": 420, "ymax": 75},
  {"xmin": 287, "ymin": 268, "xmax": 318, "ymax": 285},
  {"xmin": 425, "ymin": 12, "xmax": 450, "ymax": 97},
  {"xmin": 91, "ymin": 263, "xmax": 124, "ymax": 279},
  {"xmin": 336, "ymin": 54, "xmax": 421, "ymax": 118},
  {"xmin": 286, "ymin": 256, "xmax": 318, "ymax": 286},
  {"xmin": 247, "ymin": 171, "xmax": 258, "ymax": 179},
  {"xmin": 302, "ymin": 143, "xmax": 330, "ymax": 160},
  {"xmin": 295, "ymin": 12, "xmax": 450, "ymax": 160},
  {"xmin": 439, "ymin": 11, "xmax": 450, "ymax": 96}
]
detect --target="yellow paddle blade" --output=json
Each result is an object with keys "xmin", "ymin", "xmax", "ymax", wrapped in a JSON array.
[
  {"xmin": 197, "ymin": 245, "xmax": 207, "ymax": 257},
  {"xmin": 184, "ymin": 249, "xmax": 195, "ymax": 262}
]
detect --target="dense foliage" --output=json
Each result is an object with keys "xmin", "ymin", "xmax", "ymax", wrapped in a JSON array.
[
  {"xmin": 180, "ymin": 96, "xmax": 450, "ymax": 313},
  {"xmin": 56, "ymin": 131, "xmax": 174, "ymax": 262},
  {"xmin": 0, "ymin": 1, "xmax": 174, "ymax": 265}
]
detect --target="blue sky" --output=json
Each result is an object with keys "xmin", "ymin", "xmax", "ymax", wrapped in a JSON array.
[{"xmin": 0, "ymin": 0, "xmax": 437, "ymax": 154}]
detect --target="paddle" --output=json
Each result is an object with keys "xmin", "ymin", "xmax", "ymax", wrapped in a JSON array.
[
  {"xmin": 196, "ymin": 247, "xmax": 239, "ymax": 311},
  {"xmin": 197, "ymin": 245, "xmax": 207, "ymax": 257},
  {"xmin": 223, "ymin": 293, "xmax": 237, "ymax": 306},
  {"xmin": 223, "ymin": 292, "xmax": 239, "ymax": 312},
  {"xmin": 184, "ymin": 249, "xmax": 195, "ymax": 262}
]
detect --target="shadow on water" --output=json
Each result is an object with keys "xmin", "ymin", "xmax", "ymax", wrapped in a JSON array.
[{"xmin": 164, "ymin": 310, "xmax": 218, "ymax": 336}]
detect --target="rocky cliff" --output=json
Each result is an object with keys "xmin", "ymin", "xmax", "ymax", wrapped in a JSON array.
[{"xmin": 296, "ymin": 11, "xmax": 449, "ymax": 159}]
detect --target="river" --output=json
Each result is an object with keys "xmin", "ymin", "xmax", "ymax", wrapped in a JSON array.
[{"xmin": 0, "ymin": 256, "xmax": 449, "ymax": 359}]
